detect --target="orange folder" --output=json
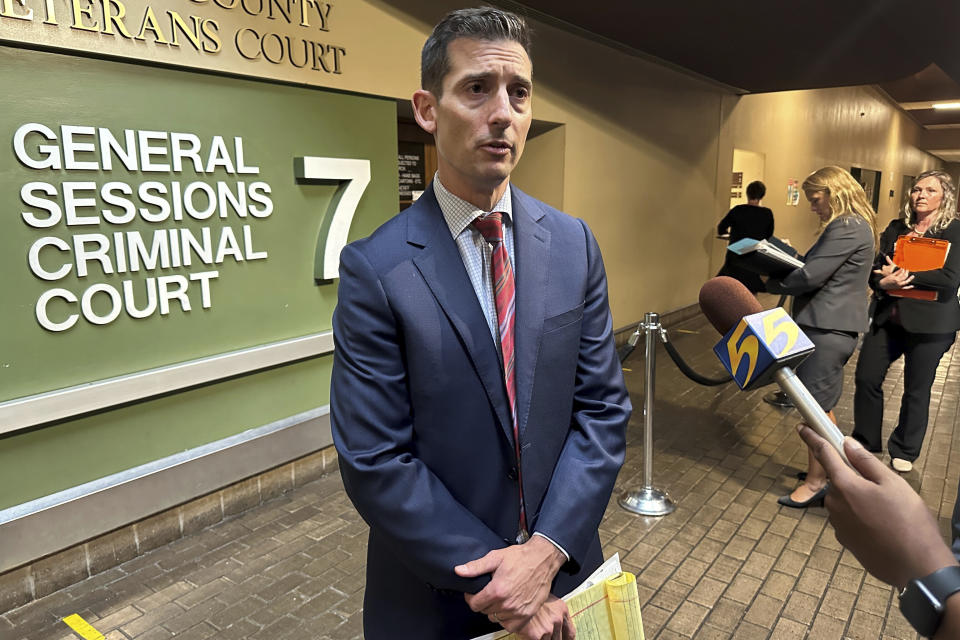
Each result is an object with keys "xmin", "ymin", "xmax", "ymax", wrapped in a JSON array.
[{"xmin": 889, "ymin": 235, "xmax": 950, "ymax": 301}]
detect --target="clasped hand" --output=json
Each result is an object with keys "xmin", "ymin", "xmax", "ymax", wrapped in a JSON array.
[
  {"xmin": 455, "ymin": 535, "xmax": 575, "ymax": 639},
  {"xmin": 875, "ymin": 256, "xmax": 914, "ymax": 290}
]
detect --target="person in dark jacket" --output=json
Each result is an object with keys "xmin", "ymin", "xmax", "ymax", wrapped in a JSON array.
[
  {"xmin": 766, "ymin": 166, "xmax": 878, "ymax": 508},
  {"xmin": 717, "ymin": 180, "xmax": 775, "ymax": 292},
  {"xmin": 852, "ymin": 170, "xmax": 960, "ymax": 473}
]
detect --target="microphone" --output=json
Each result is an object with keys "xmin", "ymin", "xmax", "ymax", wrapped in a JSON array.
[{"xmin": 699, "ymin": 277, "xmax": 848, "ymax": 458}]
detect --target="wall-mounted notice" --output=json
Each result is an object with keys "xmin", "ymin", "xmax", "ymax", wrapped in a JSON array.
[
  {"xmin": 787, "ymin": 179, "xmax": 800, "ymax": 206},
  {"xmin": 398, "ymin": 141, "xmax": 425, "ymax": 201},
  {"xmin": 731, "ymin": 171, "xmax": 743, "ymax": 200}
]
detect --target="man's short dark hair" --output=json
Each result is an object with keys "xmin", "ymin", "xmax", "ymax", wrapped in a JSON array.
[
  {"xmin": 421, "ymin": 7, "xmax": 532, "ymax": 96},
  {"xmin": 746, "ymin": 180, "xmax": 766, "ymax": 201}
]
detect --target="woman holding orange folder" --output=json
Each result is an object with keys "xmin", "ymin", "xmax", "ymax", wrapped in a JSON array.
[{"xmin": 853, "ymin": 170, "xmax": 960, "ymax": 473}]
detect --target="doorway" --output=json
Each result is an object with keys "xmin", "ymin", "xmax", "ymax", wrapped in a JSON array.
[
  {"xmin": 850, "ymin": 166, "xmax": 882, "ymax": 212},
  {"xmin": 730, "ymin": 149, "xmax": 765, "ymax": 209}
]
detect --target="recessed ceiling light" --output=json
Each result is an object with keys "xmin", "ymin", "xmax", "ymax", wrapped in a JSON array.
[{"xmin": 932, "ymin": 102, "xmax": 960, "ymax": 109}]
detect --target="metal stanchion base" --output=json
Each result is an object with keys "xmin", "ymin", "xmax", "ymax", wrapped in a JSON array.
[
  {"xmin": 762, "ymin": 390, "xmax": 794, "ymax": 409},
  {"xmin": 619, "ymin": 487, "xmax": 676, "ymax": 516}
]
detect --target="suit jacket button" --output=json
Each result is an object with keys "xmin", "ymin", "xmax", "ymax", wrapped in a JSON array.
[{"xmin": 507, "ymin": 467, "xmax": 518, "ymax": 481}]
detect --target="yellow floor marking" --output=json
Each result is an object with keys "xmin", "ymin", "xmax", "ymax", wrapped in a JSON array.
[{"xmin": 62, "ymin": 614, "xmax": 105, "ymax": 640}]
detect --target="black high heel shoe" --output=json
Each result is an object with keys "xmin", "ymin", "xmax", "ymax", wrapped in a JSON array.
[{"xmin": 777, "ymin": 484, "xmax": 828, "ymax": 509}]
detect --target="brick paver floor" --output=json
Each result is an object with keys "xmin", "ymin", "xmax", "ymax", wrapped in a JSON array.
[{"xmin": 6, "ymin": 307, "xmax": 959, "ymax": 639}]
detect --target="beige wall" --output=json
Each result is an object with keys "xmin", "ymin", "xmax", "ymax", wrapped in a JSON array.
[
  {"xmin": 528, "ymin": 26, "xmax": 726, "ymax": 327},
  {"xmin": 511, "ymin": 126, "xmax": 565, "ymax": 211},
  {"xmin": 713, "ymin": 87, "xmax": 941, "ymax": 276}
]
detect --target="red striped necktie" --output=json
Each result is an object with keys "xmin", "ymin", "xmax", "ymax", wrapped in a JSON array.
[{"xmin": 472, "ymin": 212, "xmax": 528, "ymax": 543}]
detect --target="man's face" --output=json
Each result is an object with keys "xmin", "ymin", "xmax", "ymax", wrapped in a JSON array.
[{"xmin": 417, "ymin": 38, "xmax": 532, "ymax": 201}]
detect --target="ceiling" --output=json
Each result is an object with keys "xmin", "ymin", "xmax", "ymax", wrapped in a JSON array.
[{"xmin": 510, "ymin": 0, "xmax": 960, "ymax": 162}]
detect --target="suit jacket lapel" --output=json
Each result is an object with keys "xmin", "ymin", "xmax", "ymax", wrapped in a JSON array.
[
  {"xmin": 409, "ymin": 187, "xmax": 513, "ymax": 441},
  {"xmin": 512, "ymin": 187, "xmax": 550, "ymax": 438}
]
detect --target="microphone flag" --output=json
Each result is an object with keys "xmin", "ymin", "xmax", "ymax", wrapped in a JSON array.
[{"xmin": 713, "ymin": 307, "xmax": 814, "ymax": 390}]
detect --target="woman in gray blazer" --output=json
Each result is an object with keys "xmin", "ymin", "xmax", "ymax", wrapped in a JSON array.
[
  {"xmin": 853, "ymin": 170, "xmax": 960, "ymax": 473},
  {"xmin": 766, "ymin": 166, "xmax": 879, "ymax": 508}
]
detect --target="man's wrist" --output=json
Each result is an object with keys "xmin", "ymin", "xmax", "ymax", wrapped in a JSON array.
[
  {"xmin": 529, "ymin": 533, "xmax": 567, "ymax": 572},
  {"xmin": 900, "ymin": 547, "xmax": 960, "ymax": 591}
]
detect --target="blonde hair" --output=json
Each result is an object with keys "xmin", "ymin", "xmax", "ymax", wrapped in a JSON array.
[
  {"xmin": 802, "ymin": 166, "xmax": 879, "ymax": 245},
  {"xmin": 903, "ymin": 170, "xmax": 958, "ymax": 234}
]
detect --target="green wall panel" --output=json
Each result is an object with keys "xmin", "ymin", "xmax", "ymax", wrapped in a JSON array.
[
  {"xmin": 0, "ymin": 46, "xmax": 398, "ymax": 508},
  {"xmin": 0, "ymin": 356, "xmax": 332, "ymax": 510}
]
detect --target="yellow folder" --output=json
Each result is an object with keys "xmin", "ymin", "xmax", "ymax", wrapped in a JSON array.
[
  {"xmin": 564, "ymin": 571, "xmax": 645, "ymax": 640},
  {"xmin": 474, "ymin": 557, "xmax": 645, "ymax": 640}
]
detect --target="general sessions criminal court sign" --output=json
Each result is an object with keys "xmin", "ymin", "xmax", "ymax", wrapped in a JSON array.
[
  {"xmin": 0, "ymin": 37, "xmax": 395, "ymax": 431},
  {"xmin": 13, "ymin": 122, "xmax": 370, "ymax": 332}
]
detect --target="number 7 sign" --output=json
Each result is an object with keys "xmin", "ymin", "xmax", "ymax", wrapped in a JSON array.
[{"xmin": 295, "ymin": 156, "xmax": 371, "ymax": 282}]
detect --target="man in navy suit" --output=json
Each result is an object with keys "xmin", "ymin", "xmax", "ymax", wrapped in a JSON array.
[{"xmin": 330, "ymin": 8, "xmax": 631, "ymax": 639}]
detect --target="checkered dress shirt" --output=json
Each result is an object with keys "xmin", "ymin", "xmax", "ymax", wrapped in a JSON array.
[
  {"xmin": 430, "ymin": 176, "xmax": 570, "ymax": 561},
  {"xmin": 433, "ymin": 176, "xmax": 515, "ymax": 346}
]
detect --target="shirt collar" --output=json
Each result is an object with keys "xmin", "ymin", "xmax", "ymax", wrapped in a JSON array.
[{"xmin": 433, "ymin": 174, "xmax": 513, "ymax": 237}]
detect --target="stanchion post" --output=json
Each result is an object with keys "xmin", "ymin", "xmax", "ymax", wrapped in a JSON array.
[{"xmin": 619, "ymin": 312, "xmax": 676, "ymax": 517}]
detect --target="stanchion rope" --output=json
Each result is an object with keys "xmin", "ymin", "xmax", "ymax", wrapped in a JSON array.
[
  {"xmin": 661, "ymin": 339, "xmax": 730, "ymax": 386},
  {"xmin": 619, "ymin": 325, "xmax": 730, "ymax": 386},
  {"xmin": 620, "ymin": 295, "xmax": 790, "ymax": 386}
]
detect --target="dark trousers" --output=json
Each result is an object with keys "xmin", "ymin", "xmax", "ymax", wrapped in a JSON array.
[{"xmin": 852, "ymin": 321, "xmax": 955, "ymax": 461}]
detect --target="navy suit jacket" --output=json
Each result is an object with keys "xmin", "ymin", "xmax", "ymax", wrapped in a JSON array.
[{"xmin": 330, "ymin": 183, "xmax": 630, "ymax": 638}]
